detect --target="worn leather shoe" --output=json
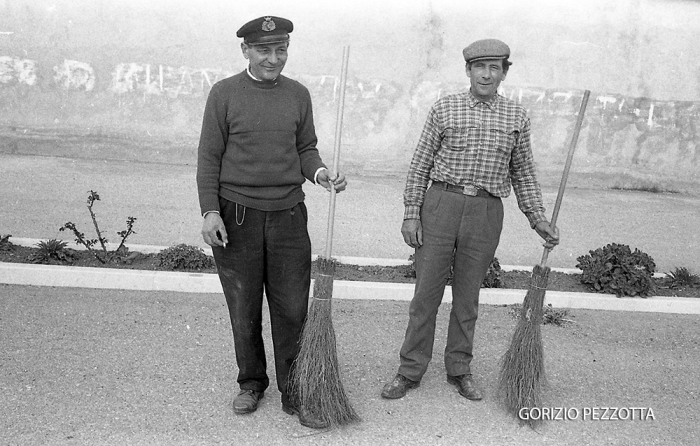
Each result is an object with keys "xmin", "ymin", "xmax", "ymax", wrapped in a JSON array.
[
  {"xmin": 232, "ymin": 389, "xmax": 264, "ymax": 415},
  {"xmin": 447, "ymin": 374, "xmax": 482, "ymax": 401},
  {"xmin": 282, "ymin": 403, "xmax": 330, "ymax": 429},
  {"xmin": 381, "ymin": 373, "xmax": 420, "ymax": 399}
]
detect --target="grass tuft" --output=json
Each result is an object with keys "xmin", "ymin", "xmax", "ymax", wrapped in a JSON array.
[{"xmin": 664, "ymin": 267, "xmax": 700, "ymax": 289}]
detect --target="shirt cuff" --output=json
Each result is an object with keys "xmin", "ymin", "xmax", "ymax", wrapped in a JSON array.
[
  {"xmin": 314, "ymin": 167, "xmax": 327, "ymax": 184},
  {"xmin": 404, "ymin": 205, "xmax": 421, "ymax": 220},
  {"xmin": 526, "ymin": 212, "xmax": 548, "ymax": 229}
]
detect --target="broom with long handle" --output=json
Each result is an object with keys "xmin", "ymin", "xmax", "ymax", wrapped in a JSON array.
[
  {"xmin": 497, "ymin": 90, "xmax": 591, "ymax": 428},
  {"xmin": 289, "ymin": 46, "xmax": 360, "ymax": 428}
]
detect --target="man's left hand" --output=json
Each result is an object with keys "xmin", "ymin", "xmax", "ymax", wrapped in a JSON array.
[
  {"xmin": 534, "ymin": 221, "xmax": 560, "ymax": 250},
  {"xmin": 317, "ymin": 169, "xmax": 347, "ymax": 193}
]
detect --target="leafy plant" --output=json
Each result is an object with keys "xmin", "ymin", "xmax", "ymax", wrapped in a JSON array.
[
  {"xmin": 157, "ymin": 244, "xmax": 214, "ymax": 271},
  {"xmin": 481, "ymin": 257, "xmax": 503, "ymax": 288},
  {"xmin": 59, "ymin": 221, "xmax": 99, "ymax": 255},
  {"xmin": 31, "ymin": 239, "xmax": 74, "ymax": 264},
  {"xmin": 0, "ymin": 234, "xmax": 14, "ymax": 251},
  {"xmin": 59, "ymin": 190, "xmax": 137, "ymax": 263},
  {"xmin": 115, "ymin": 216, "xmax": 137, "ymax": 253},
  {"xmin": 407, "ymin": 254, "xmax": 503, "ymax": 288},
  {"xmin": 542, "ymin": 304, "xmax": 573, "ymax": 326},
  {"xmin": 663, "ymin": 267, "xmax": 700, "ymax": 289},
  {"xmin": 508, "ymin": 303, "xmax": 573, "ymax": 326},
  {"xmin": 576, "ymin": 243, "xmax": 656, "ymax": 297}
]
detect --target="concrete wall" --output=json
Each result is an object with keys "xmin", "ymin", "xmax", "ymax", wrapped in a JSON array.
[{"xmin": 1, "ymin": 0, "xmax": 698, "ymax": 186}]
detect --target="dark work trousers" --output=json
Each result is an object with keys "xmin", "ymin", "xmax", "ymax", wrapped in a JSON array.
[
  {"xmin": 398, "ymin": 184, "xmax": 504, "ymax": 381},
  {"xmin": 211, "ymin": 197, "xmax": 311, "ymax": 406}
]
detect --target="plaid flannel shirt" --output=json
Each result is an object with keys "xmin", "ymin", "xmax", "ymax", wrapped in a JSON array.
[{"xmin": 404, "ymin": 90, "xmax": 547, "ymax": 228}]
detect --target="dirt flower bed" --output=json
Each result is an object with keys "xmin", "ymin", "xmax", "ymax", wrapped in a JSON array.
[{"xmin": 2, "ymin": 243, "xmax": 698, "ymax": 298}]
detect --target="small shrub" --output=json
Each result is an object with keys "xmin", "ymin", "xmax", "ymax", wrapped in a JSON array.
[
  {"xmin": 407, "ymin": 254, "xmax": 502, "ymax": 288},
  {"xmin": 542, "ymin": 304, "xmax": 572, "ymax": 326},
  {"xmin": 404, "ymin": 255, "xmax": 416, "ymax": 279},
  {"xmin": 481, "ymin": 257, "xmax": 503, "ymax": 288},
  {"xmin": 664, "ymin": 267, "xmax": 700, "ymax": 289},
  {"xmin": 576, "ymin": 243, "xmax": 656, "ymax": 297},
  {"xmin": 31, "ymin": 239, "xmax": 74, "ymax": 264},
  {"xmin": 508, "ymin": 303, "xmax": 573, "ymax": 326},
  {"xmin": 158, "ymin": 244, "xmax": 214, "ymax": 271},
  {"xmin": 0, "ymin": 234, "xmax": 14, "ymax": 251},
  {"xmin": 59, "ymin": 190, "xmax": 137, "ymax": 263}
]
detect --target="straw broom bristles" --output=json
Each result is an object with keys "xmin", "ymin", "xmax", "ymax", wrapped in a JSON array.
[
  {"xmin": 497, "ymin": 90, "xmax": 590, "ymax": 430},
  {"xmin": 497, "ymin": 264, "xmax": 550, "ymax": 428},
  {"xmin": 288, "ymin": 257, "xmax": 361, "ymax": 428},
  {"xmin": 288, "ymin": 45, "xmax": 360, "ymax": 428}
]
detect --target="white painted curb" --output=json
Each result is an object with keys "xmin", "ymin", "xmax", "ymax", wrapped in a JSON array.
[
  {"xmin": 0, "ymin": 262, "xmax": 222, "ymax": 293},
  {"xmin": 2, "ymin": 262, "xmax": 698, "ymax": 315}
]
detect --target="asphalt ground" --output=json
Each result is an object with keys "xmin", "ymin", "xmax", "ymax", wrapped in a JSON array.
[
  {"xmin": 1, "ymin": 154, "xmax": 699, "ymax": 273},
  {"xmin": 2, "ymin": 285, "xmax": 698, "ymax": 446}
]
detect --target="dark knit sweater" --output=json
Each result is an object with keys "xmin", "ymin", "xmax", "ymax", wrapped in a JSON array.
[{"xmin": 196, "ymin": 71, "xmax": 326, "ymax": 213}]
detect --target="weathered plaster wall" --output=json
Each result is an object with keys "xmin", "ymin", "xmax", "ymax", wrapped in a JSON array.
[{"xmin": 1, "ymin": 0, "xmax": 698, "ymax": 184}]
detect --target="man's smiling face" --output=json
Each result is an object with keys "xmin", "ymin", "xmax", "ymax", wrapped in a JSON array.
[
  {"xmin": 466, "ymin": 58, "xmax": 506, "ymax": 101},
  {"xmin": 242, "ymin": 41, "xmax": 289, "ymax": 81}
]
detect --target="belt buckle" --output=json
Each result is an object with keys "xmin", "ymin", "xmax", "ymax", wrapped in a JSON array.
[{"xmin": 462, "ymin": 184, "xmax": 478, "ymax": 196}]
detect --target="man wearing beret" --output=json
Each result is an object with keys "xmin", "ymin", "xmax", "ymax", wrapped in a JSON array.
[
  {"xmin": 196, "ymin": 15, "xmax": 346, "ymax": 429},
  {"xmin": 381, "ymin": 39, "xmax": 559, "ymax": 401}
]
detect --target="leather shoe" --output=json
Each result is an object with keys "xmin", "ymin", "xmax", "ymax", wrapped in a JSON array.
[
  {"xmin": 381, "ymin": 373, "xmax": 420, "ymax": 399},
  {"xmin": 447, "ymin": 374, "xmax": 482, "ymax": 401},
  {"xmin": 232, "ymin": 389, "xmax": 264, "ymax": 414},
  {"xmin": 282, "ymin": 403, "xmax": 330, "ymax": 429}
]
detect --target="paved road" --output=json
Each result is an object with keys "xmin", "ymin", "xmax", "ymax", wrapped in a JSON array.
[
  {"xmin": 2, "ymin": 154, "xmax": 699, "ymax": 272},
  {"xmin": 2, "ymin": 284, "xmax": 698, "ymax": 445}
]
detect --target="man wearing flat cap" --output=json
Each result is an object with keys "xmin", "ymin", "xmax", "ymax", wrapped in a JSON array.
[
  {"xmin": 381, "ymin": 39, "xmax": 559, "ymax": 401},
  {"xmin": 196, "ymin": 15, "xmax": 346, "ymax": 429}
]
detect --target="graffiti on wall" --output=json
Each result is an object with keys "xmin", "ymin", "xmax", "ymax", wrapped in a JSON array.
[
  {"xmin": 108, "ymin": 65, "xmax": 405, "ymax": 135},
  {"xmin": 0, "ymin": 56, "xmax": 37, "ymax": 86},
  {"xmin": 53, "ymin": 59, "xmax": 95, "ymax": 91},
  {"xmin": 111, "ymin": 63, "xmax": 236, "ymax": 97},
  {"xmin": 289, "ymin": 72, "xmax": 404, "ymax": 137},
  {"xmin": 1, "ymin": 55, "xmax": 698, "ymax": 169}
]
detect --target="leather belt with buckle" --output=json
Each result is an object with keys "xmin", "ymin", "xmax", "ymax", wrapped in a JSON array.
[{"xmin": 432, "ymin": 181, "xmax": 492, "ymax": 198}]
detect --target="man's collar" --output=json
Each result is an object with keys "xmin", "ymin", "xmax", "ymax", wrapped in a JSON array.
[
  {"xmin": 245, "ymin": 66, "xmax": 278, "ymax": 83},
  {"xmin": 246, "ymin": 66, "xmax": 263, "ymax": 81},
  {"xmin": 467, "ymin": 89, "xmax": 499, "ymax": 109}
]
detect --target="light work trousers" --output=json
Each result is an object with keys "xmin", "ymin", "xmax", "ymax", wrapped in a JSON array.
[{"xmin": 398, "ymin": 184, "xmax": 504, "ymax": 381}]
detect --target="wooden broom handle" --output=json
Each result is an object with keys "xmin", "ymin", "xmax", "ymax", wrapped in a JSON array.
[
  {"xmin": 324, "ymin": 46, "xmax": 350, "ymax": 259},
  {"xmin": 540, "ymin": 89, "xmax": 591, "ymax": 266}
]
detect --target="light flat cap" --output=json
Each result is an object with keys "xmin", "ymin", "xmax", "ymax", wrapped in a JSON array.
[
  {"xmin": 463, "ymin": 39, "xmax": 511, "ymax": 63},
  {"xmin": 236, "ymin": 16, "xmax": 293, "ymax": 45}
]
